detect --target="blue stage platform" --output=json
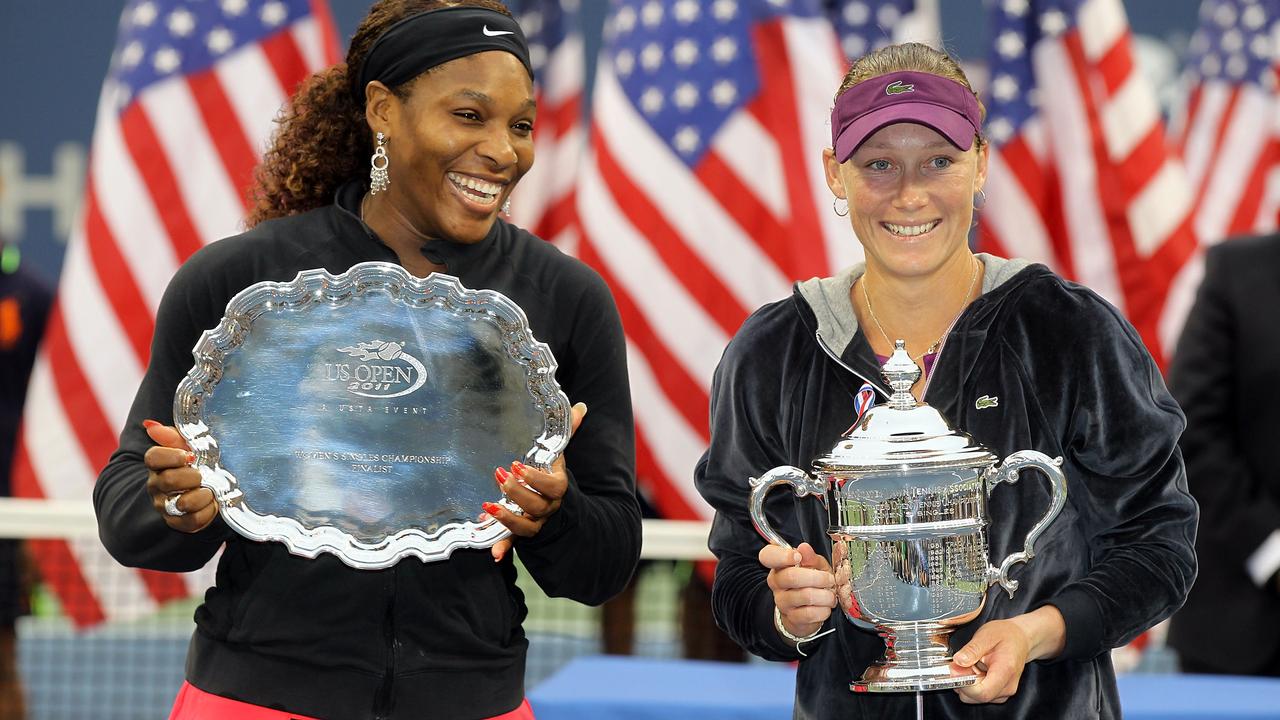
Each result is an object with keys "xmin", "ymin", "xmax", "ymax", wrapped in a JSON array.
[{"xmin": 530, "ymin": 655, "xmax": 1280, "ymax": 720}]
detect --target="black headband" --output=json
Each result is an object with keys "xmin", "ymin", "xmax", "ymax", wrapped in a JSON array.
[{"xmin": 354, "ymin": 7, "xmax": 533, "ymax": 105}]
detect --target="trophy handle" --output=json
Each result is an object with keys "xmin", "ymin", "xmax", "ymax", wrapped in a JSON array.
[
  {"xmin": 984, "ymin": 451, "xmax": 1068, "ymax": 598},
  {"xmin": 748, "ymin": 466, "xmax": 827, "ymax": 549}
]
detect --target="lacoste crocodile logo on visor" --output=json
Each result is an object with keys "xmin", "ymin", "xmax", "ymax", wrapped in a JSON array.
[
  {"xmin": 885, "ymin": 80, "xmax": 915, "ymax": 95},
  {"xmin": 483, "ymin": 25, "xmax": 515, "ymax": 36}
]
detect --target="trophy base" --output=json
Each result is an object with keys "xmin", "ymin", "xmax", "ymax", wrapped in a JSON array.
[{"xmin": 851, "ymin": 662, "xmax": 977, "ymax": 693}]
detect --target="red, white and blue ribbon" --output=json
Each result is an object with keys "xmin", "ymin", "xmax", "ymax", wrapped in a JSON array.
[
  {"xmin": 854, "ymin": 382, "xmax": 877, "ymax": 420},
  {"xmin": 843, "ymin": 382, "xmax": 878, "ymax": 435}
]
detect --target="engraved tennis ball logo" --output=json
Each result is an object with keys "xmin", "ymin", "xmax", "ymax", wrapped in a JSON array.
[{"xmin": 327, "ymin": 340, "xmax": 428, "ymax": 399}]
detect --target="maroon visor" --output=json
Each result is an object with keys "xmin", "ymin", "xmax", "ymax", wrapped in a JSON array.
[{"xmin": 831, "ymin": 70, "xmax": 982, "ymax": 162}]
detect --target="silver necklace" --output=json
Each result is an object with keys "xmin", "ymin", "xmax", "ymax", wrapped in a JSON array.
[{"xmin": 862, "ymin": 256, "xmax": 980, "ymax": 365}]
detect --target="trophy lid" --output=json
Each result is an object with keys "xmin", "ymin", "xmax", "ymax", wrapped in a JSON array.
[{"xmin": 813, "ymin": 341, "xmax": 996, "ymax": 474}]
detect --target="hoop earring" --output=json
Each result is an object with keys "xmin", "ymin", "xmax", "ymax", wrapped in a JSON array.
[
  {"xmin": 832, "ymin": 197, "xmax": 849, "ymax": 217},
  {"xmin": 973, "ymin": 188, "xmax": 987, "ymax": 211},
  {"xmin": 370, "ymin": 132, "xmax": 390, "ymax": 195}
]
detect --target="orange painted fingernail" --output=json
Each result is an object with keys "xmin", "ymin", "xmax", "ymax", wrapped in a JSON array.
[
  {"xmin": 482, "ymin": 502, "xmax": 502, "ymax": 516},
  {"xmin": 142, "ymin": 419, "xmax": 161, "ymax": 429},
  {"xmin": 186, "ymin": 452, "xmax": 196, "ymax": 464},
  {"xmin": 511, "ymin": 461, "xmax": 527, "ymax": 477},
  {"xmin": 495, "ymin": 467, "xmax": 510, "ymax": 485}
]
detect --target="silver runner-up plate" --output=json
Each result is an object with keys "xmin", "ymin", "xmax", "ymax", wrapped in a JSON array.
[{"xmin": 174, "ymin": 262, "xmax": 571, "ymax": 569}]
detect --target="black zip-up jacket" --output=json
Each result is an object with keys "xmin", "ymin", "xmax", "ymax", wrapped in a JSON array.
[
  {"xmin": 1167, "ymin": 233, "xmax": 1280, "ymax": 674},
  {"xmin": 94, "ymin": 182, "xmax": 641, "ymax": 720},
  {"xmin": 695, "ymin": 256, "xmax": 1197, "ymax": 719}
]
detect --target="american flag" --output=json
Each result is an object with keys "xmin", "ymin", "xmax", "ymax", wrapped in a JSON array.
[
  {"xmin": 1173, "ymin": 0, "xmax": 1280, "ymax": 245},
  {"xmin": 977, "ymin": 0, "xmax": 1200, "ymax": 366},
  {"xmin": 828, "ymin": 0, "xmax": 939, "ymax": 59},
  {"xmin": 575, "ymin": 0, "xmax": 941, "ymax": 522},
  {"xmin": 508, "ymin": 0, "xmax": 586, "ymax": 253},
  {"xmin": 12, "ymin": 0, "xmax": 337, "ymax": 625}
]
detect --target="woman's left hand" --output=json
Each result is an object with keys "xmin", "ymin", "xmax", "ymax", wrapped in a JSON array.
[
  {"xmin": 485, "ymin": 402, "xmax": 587, "ymax": 562},
  {"xmin": 951, "ymin": 605, "xmax": 1066, "ymax": 704}
]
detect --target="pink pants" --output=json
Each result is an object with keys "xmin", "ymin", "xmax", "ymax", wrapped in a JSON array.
[{"xmin": 168, "ymin": 681, "xmax": 537, "ymax": 720}]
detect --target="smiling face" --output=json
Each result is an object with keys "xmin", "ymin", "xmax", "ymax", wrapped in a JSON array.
[
  {"xmin": 824, "ymin": 121, "xmax": 987, "ymax": 280},
  {"xmin": 370, "ymin": 50, "xmax": 536, "ymax": 244}
]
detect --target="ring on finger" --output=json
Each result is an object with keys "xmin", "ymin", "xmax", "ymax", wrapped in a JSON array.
[{"xmin": 163, "ymin": 493, "xmax": 186, "ymax": 517}]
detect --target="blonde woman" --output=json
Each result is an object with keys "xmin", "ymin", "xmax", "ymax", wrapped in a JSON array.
[{"xmin": 695, "ymin": 43, "xmax": 1196, "ymax": 719}]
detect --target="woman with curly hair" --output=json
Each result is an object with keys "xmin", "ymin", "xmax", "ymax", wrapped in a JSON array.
[{"xmin": 93, "ymin": 2, "xmax": 641, "ymax": 718}]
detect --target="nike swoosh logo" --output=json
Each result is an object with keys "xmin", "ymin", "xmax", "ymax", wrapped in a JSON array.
[{"xmin": 483, "ymin": 25, "xmax": 515, "ymax": 37}]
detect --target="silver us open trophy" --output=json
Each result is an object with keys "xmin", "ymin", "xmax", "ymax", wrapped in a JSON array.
[{"xmin": 749, "ymin": 341, "xmax": 1067, "ymax": 693}]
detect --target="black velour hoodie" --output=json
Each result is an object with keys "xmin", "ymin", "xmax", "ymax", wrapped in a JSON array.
[{"xmin": 695, "ymin": 255, "xmax": 1197, "ymax": 719}]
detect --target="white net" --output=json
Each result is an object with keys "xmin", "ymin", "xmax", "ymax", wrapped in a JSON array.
[
  {"xmin": 0, "ymin": 499, "xmax": 1175, "ymax": 719},
  {"xmin": 0, "ymin": 499, "xmax": 714, "ymax": 719}
]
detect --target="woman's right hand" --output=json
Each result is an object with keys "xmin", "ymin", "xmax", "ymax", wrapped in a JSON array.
[
  {"xmin": 143, "ymin": 420, "xmax": 218, "ymax": 533},
  {"xmin": 759, "ymin": 541, "xmax": 837, "ymax": 640}
]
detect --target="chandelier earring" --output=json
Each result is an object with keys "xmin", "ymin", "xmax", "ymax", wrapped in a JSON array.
[
  {"xmin": 370, "ymin": 132, "xmax": 390, "ymax": 195},
  {"xmin": 832, "ymin": 196, "xmax": 849, "ymax": 217},
  {"xmin": 501, "ymin": 198, "xmax": 511, "ymax": 215}
]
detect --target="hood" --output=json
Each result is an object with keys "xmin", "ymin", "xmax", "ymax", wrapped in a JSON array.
[{"xmin": 795, "ymin": 253, "xmax": 1034, "ymax": 361}]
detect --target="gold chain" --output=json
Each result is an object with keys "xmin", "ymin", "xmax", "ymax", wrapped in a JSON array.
[{"xmin": 863, "ymin": 257, "xmax": 980, "ymax": 364}]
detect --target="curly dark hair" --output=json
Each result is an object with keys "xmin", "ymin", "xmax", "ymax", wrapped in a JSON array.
[{"xmin": 246, "ymin": 0, "xmax": 515, "ymax": 227}]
